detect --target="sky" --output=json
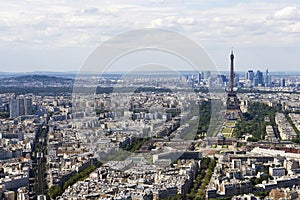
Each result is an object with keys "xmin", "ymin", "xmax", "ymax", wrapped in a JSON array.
[{"xmin": 0, "ymin": 0, "xmax": 300, "ymax": 72}]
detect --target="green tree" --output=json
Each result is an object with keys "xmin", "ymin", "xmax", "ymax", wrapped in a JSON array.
[{"xmin": 49, "ymin": 186, "xmax": 62, "ymax": 199}]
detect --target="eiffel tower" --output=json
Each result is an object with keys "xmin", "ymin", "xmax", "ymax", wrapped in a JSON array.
[{"xmin": 225, "ymin": 51, "xmax": 242, "ymax": 120}]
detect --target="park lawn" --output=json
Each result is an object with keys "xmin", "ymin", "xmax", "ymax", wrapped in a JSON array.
[
  {"xmin": 221, "ymin": 127, "xmax": 234, "ymax": 138},
  {"xmin": 222, "ymin": 132, "xmax": 233, "ymax": 138},
  {"xmin": 225, "ymin": 121, "xmax": 236, "ymax": 127},
  {"xmin": 222, "ymin": 127, "xmax": 233, "ymax": 134}
]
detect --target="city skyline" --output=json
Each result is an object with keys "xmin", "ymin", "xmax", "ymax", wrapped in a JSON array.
[
  {"xmin": 3, "ymin": 1, "xmax": 300, "ymax": 199},
  {"xmin": 0, "ymin": 1, "xmax": 300, "ymax": 72}
]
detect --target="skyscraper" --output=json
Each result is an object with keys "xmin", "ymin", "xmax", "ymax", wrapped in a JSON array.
[
  {"xmin": 17, "ymin": 96, "xmax": 25, "ymax": 116},
  {"xmin": 9, "ymin": 96, "xmax": 32, "ymax": 118},
  {"xmin": 198, "ymin": 72, "xmax": 202, "ymax": 83},
  {"xmin": 246, "ymin": 70, "xmax": 254, "ymax": 81},
  {"xmin": 203, "ymin": 71, "xmax": 211, "ymax": 79},
  {"xmin": 234, "ymin": 73, "xmax": 239, "ymax": 87},
  {"xmin": 25, "ymin": 97, "xmax": 32, "ymax": 115},
  {"xmin": 256, "ymin": 70, "xmax": 264, "ymax": 86},
  {"xmin": 281, "ymin": 78, "xmax": 286, "ymax": 87},
  {"xmin": 265, "ymin": 69, "xmax": 271, "ymax": 87},
  {"xmin": 9, "ymin": 99, "xmax": 18, "ymax": 119}
]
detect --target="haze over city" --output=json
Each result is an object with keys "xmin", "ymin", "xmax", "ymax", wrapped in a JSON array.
[{"xmin": 0, "ymin": 0, "xmax": 300, "ymax": 72}]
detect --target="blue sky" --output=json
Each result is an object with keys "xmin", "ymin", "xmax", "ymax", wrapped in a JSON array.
[{"xmin": 0, "ymin": 0, "xmax": 300, "ymax": 72}]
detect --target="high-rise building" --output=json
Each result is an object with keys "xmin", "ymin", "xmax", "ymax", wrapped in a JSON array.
[
  {"xmin": 203, "ymin": 71, "xmax": 211, "ymax": 79},
  {"xmin": 207, "ymin": 77, "xmax": 213, "ymax": 88},
  {"xmin": 246, "ymin": 70, "xmax": 254, "ymax": 81},
  {"xmin": 198, "ymin": 72, "xmax": 202, "ymax": 83},
  {"xmin": 216, "ymin": 75, "xmax": 223, "ymax": 86},
  {"xmin": 25, "ymin": 97, "xmax": 32, "ymax": 115},
  {"xmin": 265, "ymin": 69, "xmax": 271, "ymax": 87},
  {"xmin": 253, "ymin": 77, "xmax": 258, "ymax": 86},
  {"xmin": 216, "ymin": 74, "xmax": 227, "ymax": 86},
  {"xmin": 234, "ymin": 73, "xmax": 239, "ymax": 87},
  {"xmin": 281, "ymin": 78, "xmax": 286, "ymax": 87},
  {"xmin": 17, "ymin": 96, "xmax": 25, "ymax": 116},
  {"xmin": 9, "ymin": 99, "xmax": 18, "ymax": 119},
  {"xmin": 256, "ymin": 70, "xmax": 264, "ymax": 86},
  {"xmin": 9, "ymin": 96, "xmax": 32, "ymax": 118}
]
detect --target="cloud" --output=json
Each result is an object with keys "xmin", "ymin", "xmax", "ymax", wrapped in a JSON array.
[
  {"xmin": 281, "ymin": 22, "xmax": 300, "ymax": 33},
  {"xmin": 177, "ymin": 17, "xmax": 195, "ymax": 25},
  {"xmin": 80, "ymin": 7, "xmax": 99, "ymax": 15},
  {"xmin": 1, "ymin": 0, "xmax": 300, "ymax": 71},
  {"xmin": 150, "ymin": 16, "xmax": 189, "ymax": 28},
  {"xmin": 273, "ymin": 6, "xmax": 300, "ymax": 20},
  {"xmin": 0, "ymin": 0, "xmax": 299, "ymax": 49}
]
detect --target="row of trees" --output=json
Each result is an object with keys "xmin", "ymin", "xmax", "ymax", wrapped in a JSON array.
[
  {"xmin": 285, "ymin": 113, "xmax": 300, "ymax": 143},
  {"xmin": 49, "ymin": 161, "xmax": 101, "ymax": 199},
  {"xmin": 123, "ymin": 137, "xmax": 150, "ymax": 152},
  {"xmin": 197, "ymin": 158, "xmax": 216, "ymax": 199},
  {"xmin": 134, "ymin": 87, "xmax": 172, "ymax": 93},
  {"xmin": 197, "ymin": 101, "xmax": 211, "ymax": 136},
  {"xmin": 186, "ymin": 157, "xmax": 216, "ymax": 200}
]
